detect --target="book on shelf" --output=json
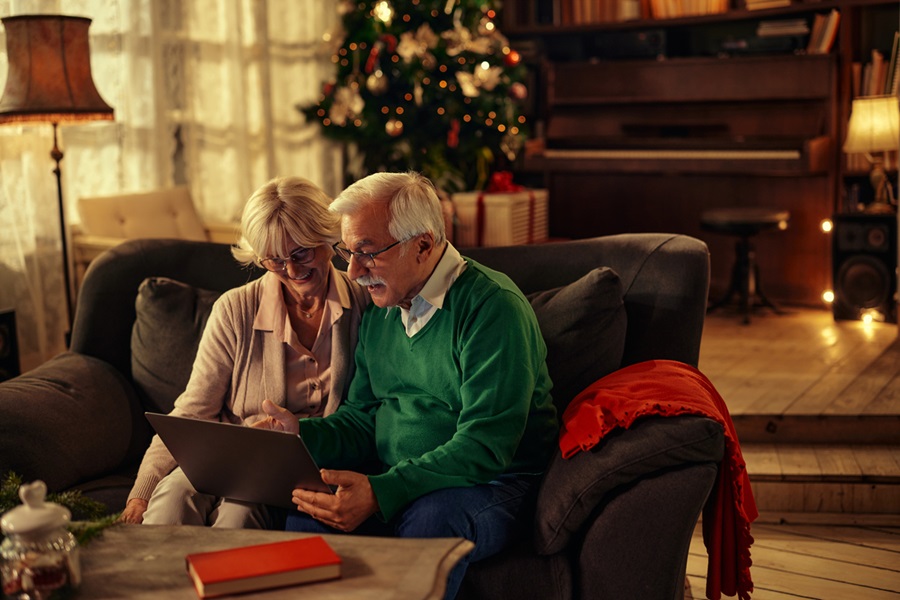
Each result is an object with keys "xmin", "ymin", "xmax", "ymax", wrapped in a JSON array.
[
  {"xmin": 745, "ymin": 0, "xmax": 791, "ymax": 11},
  {"xmin": 185, "ymin": 536, "xmax": 342, "ymax": 598},
  {"xmin": 806, "ymin": 9, "xmax": 840, "ymax": 55},
  {"xmin": 756, "ymin": 19, "xmax": 809, "ymax": 37},
  {"xmin": 886, "ymin": 31, "xmax": 899, "ymax": 95}
]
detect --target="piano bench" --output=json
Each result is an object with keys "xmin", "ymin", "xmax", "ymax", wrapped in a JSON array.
[{"xmin": 700, "ymin": 207, "xmax": 790, "ymax": 325}]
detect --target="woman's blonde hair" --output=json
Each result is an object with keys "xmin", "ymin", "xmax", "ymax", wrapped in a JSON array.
[{"xmin": 231, "ymin": 176, "xmax": 340, "ymax": 268}]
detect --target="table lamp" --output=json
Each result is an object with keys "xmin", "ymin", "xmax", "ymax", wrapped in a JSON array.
[
  {"xmin": 842, "ymin": 95, "xmax": 900, "ymax": 214},
  {"xmin": 0, "ymin": 14, "xmax": 114, "ymax": 334}
]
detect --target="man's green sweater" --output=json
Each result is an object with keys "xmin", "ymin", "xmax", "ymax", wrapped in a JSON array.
[{"xmin": 298, "ymin": 258, "xmax": 558, "ymax": 520}]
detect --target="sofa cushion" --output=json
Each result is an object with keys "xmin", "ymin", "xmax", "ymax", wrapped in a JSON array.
[
  {"xmin": 0, "ymin": 352, "xmax": 148, "ymax": 495},
  {"xmin": 533, "ymin": 415, "xmax": 724, "ymax": 555},
  {"xmin": 131, "ymin": 277, "xmax": 220, "ymax": 413},
  {"xmin": 528, "ymin": 267, "xmax": 626, "ymax": 412}
]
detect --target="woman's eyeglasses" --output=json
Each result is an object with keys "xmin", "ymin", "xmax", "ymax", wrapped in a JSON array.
[{"xmin": 259, "ymin": 246, "xmax": 316, "ymax": 272}]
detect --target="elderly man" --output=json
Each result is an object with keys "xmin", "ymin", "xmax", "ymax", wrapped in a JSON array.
[{"xmin": 260, "ymin": 171, "xmax": 557, "ymax": 598}]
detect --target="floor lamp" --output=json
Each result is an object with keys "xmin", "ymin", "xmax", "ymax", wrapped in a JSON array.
[{"xmin": 0, "ymin": 14, "xmax": 114, "ymax": 338}]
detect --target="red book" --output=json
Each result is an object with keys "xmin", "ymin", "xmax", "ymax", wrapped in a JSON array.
[{"xmin": 185, "ymin": 536, "xmax": 342, "ymax": 598}]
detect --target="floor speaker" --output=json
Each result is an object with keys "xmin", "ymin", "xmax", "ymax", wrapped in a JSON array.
[
  {"xmin": 832, "ymin": 213, "xmax": 897, "ymax": 323},
  {"xmin": 0, "ymin": 309, "xmax": 19, "ymax": 381}
]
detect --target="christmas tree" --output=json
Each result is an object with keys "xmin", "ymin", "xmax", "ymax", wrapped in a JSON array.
[{"xmin": 299, "ymin": 0, "xmax": 529, "ymax": 193}]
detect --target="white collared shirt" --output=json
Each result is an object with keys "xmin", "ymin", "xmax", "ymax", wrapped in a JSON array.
[{"xmin": 398, "ymin": 242, "xmax": 467, "ymax": 337}]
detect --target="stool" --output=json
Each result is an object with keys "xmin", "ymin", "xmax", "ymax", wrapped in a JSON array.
[{"xmin": 700, "ymin": 207, "xmax": 790, "ymax": 324}]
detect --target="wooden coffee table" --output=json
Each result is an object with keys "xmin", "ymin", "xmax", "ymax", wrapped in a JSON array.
[{"xmin": 76, "ymin": 524, "xmax": 473, "ymax": 599}]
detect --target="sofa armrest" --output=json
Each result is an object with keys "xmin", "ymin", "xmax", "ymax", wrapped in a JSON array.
[
  {"xmin": 533, "ymin": 416, "xmax": 724, "ymax": 555},
  {"xmin": 0, "ymin": 352, "xmax": 151, "ymax": 494}
]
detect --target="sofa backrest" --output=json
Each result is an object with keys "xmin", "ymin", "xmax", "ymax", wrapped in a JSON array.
[
  {"xmin": 72, "ymin": 233, "xmax": 709, "ymax": 386},
  {"xmin": 72, "ymin": 239, "xmax": 263, "ymax": 377},
  {"xmin": 463, "ymin": 233, "xmax": 710, "ymax": 368}
]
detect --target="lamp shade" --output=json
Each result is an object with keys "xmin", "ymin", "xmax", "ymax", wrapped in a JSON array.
[
  {"xmin": 0, "ymin": 14, "xmax": 113, "ymax": 124},
  {"xmin": 842, "ymin": 95, "xmax": 900, "ymax": 155}
]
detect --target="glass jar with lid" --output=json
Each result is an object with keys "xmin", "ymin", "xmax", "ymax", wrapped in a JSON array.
[{"xmin": 1, "ymin": 480, "xmax": 81, "ymax": 599}]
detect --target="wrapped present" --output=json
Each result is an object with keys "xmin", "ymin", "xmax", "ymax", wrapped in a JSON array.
[{"xmin": 451, "ymin": 174, "xmax": 548, "ymax": 247}]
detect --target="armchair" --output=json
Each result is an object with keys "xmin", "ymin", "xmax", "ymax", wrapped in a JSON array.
[
  {"xmin": 71, "ymin": 186, "xmax": 239, "ymax": 290},
  {"xmin": 0, "ymin": 233, "xmax": 721, "ymax": 600}
]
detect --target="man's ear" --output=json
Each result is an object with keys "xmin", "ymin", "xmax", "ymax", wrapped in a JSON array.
[{"xmin": 415, "ymin": 233, "xmax": 435, "ymax": 262}]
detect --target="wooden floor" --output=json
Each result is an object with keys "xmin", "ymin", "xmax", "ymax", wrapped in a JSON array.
[
  {"xmin": 685, "ymin": 306, "xmax": 900, "ymax": 599},
  {"xmin": 685, "ymin": 517, "xmax": 900, "ymax": 599}
]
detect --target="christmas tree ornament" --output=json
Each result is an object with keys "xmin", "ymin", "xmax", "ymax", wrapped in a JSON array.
[
  {"xmin": 329, "ymin": 86, "xmax": 365, "ymax": 126},
  {"xmin": 385, "ymin": 118, "xmax": 404, "ymax": 136},
  {"xmin": 500, "ymin": 131, "xmax": 524, "ymax": 161},
  {"xmin": 367, "ymin": 70, "xmax": 388, "ymax": 94},
  {"xmin": 397, "ymin": 23, "xmax": 438, "ymax": 64},
  {"xmin": 447, "ymin": 119, "xmax": 460, "ymax": 148},
  {"xmin": 503, "ymin": 49, "xmax": 521, "ymax": 67},
  {"xmin": 509, "ymin": 82, "xmax": 528, "ymax": 100}
]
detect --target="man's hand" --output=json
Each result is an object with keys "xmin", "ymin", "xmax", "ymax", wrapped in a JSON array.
[
  {"xmin": 118, "ymin": 498, "xmax": 148, "ymax": 524},
  {"xmin": 293, "ymin": 470, "xmax": 378, "ymax": 532},
  {"xmin": 252, "ymin": 399, "xmax": 299, "ymax": 434}
]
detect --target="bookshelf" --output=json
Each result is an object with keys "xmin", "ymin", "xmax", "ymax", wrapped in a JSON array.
[{"xmin": 502, "ymin": 0, "xmax": 899, "ymax": 307}]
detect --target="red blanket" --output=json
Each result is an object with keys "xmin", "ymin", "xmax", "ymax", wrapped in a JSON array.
[{"xmin": 559, "ymin": 360, "xmax": 757, "ymax": 600}]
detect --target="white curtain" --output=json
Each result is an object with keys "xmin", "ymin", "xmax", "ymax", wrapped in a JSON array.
[{"xmin": 0, "ymin": 0, "xmax": 341, "ymax": 372}]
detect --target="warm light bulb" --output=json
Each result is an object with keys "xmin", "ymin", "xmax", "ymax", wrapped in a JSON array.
[
  {"xmin": 374, "ymin": 1, "xmax": 394, "ymax": 24},
  {"xmin": 821, "ymin": 219, "xmax": 833, "ymax": 233},
  {"xmin": 822, "ymin": 290, "xmax": 834, "ymax": 303},
  {"xmin": 860, "ymin": 309, "xmax": 885, "ymax": 323}
]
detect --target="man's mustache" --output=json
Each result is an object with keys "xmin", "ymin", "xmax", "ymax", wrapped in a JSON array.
[{"xmin": 354, "ymin": 275, "xmax": 385, "ymax": 287}]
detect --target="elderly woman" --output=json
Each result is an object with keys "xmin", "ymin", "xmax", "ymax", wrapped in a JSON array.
[{"xmin": 119, "ymin": 176, "xmax": 369, "ymax": 528}]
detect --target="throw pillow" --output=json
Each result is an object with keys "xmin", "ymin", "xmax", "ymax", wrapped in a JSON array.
[
  {"xmin": 131, "ymin": 277, "xmax": 221, "ymax": 413},
  {"xmin": 528, "ymin": 267, "xmax": 627, "ymax": 413},
  {"xmin": 533, "ymin": 415, "xmax": 725, "ymax": 555}
]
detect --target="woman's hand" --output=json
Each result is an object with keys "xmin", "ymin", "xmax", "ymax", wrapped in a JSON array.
[
  {"xmin": 118, "ymin": 498, "xmax": 148, "ymax": 524},
  {"xmin": 251, "ymin": 399, "xmax": 300, "ymax": 435}
]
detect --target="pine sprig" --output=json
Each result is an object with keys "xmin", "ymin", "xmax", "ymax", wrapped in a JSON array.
[{"xmin": 1, "ymin": 472, "xmax": 120, "ymax": 545}]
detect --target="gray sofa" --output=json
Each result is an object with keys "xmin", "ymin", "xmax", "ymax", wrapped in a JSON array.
[{"xmin": 0, "ymin": 233, "xmax": 723, "ymax": 600}]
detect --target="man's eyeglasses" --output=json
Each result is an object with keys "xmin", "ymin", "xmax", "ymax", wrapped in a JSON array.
[
  {"xmin": 259, "ymin": 246, "xmax": 316, "ymax": 272},
  {"xmin": 332, "ymin": 239, "xmax": 407, "ymax": 268}
]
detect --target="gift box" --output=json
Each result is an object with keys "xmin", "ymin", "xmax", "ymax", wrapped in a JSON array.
[{"xmin": 451, "ymin": 189, "xmax": 548, "ymax": 247}]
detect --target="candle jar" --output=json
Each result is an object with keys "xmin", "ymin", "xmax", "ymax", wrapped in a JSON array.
[{"xmin": 1, "ymin": 481, "xmax": 81, "ymax": 599}]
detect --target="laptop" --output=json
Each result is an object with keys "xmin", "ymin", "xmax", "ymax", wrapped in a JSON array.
[{"xmin": 145, "ymin": 412, "xmax": 333, "ymax": 509}]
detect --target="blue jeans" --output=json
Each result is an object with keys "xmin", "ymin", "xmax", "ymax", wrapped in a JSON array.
[{"xmin": 284, "ymin": 474, "xmax": 538, "ymax": 599}]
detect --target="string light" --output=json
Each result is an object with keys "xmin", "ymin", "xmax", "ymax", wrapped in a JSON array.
[
  {"xmin": 821, "ymin": 220, "xmax": 833, "ymax": 306},
  {"xmin": 373, "ymin": 1, "xmax": 394, "ymax": 24}
]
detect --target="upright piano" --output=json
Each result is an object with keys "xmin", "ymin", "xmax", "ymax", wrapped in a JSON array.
[{"xmin": 524, "ymin": 53, "xmax": 837, "ymax": 305}]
